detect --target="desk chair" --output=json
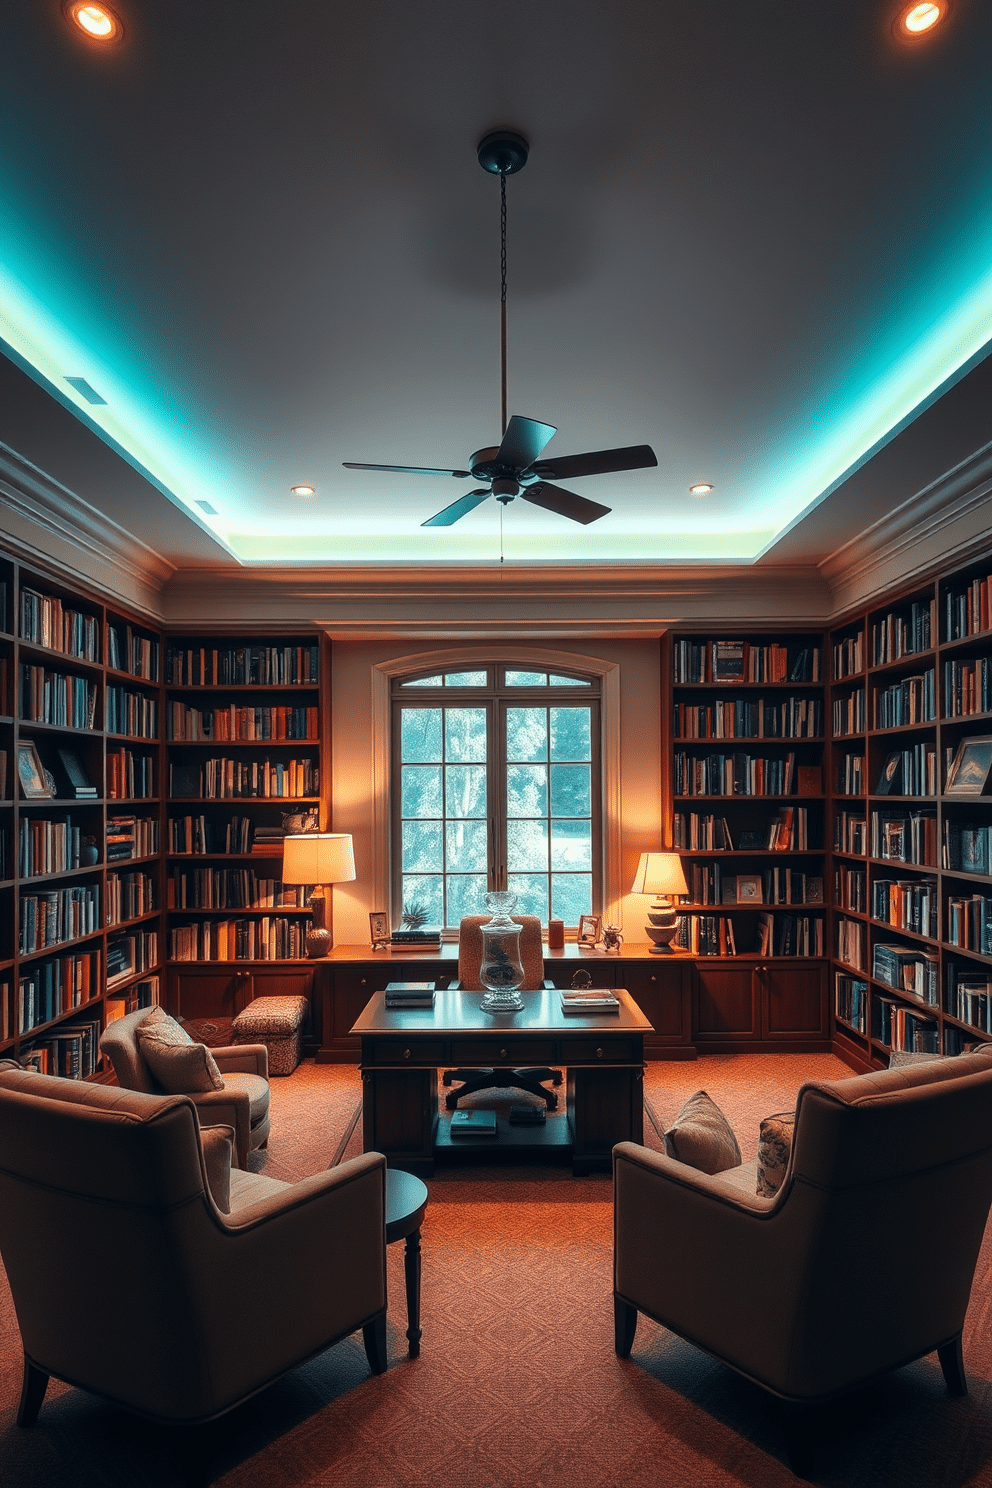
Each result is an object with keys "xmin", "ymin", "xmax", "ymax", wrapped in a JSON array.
[{"xmin": 443, "ymin": 913, "xmax": 562, "ymax": 1109}]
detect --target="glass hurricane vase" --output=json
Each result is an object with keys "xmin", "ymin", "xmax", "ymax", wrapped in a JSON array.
[{"xmin": 478, "ymin": 891, "xmax": 525, "ymax": 1013}]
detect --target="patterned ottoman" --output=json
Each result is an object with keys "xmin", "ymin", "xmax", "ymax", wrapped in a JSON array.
[{"xmin": 231, "ymin": 995, "xmax": 309, "ymax": 1075}]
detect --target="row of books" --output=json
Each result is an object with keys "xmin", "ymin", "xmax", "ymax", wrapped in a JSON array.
[
  {"xmin": 837, "ymin": 752, "xmax": 865, "ymax": 795},
  {"xmin": 683, "ymin": 862, "xmax": 823, "ymax": 906},
  {"xmin": 107, "ymin": 816, "xmax": 160, "ymax": 862},
  {"xmin": 872, "ymin": 996, "xmax": 939, "ymax": 1053},
  {"xmin": 168, "ymin": 814, "xmax": 258, "ymax": 855},
  {"xmin": 943, "ymin": 657, "xmax": 992, "ymax": 719},
  {"xmin": 944, "ymin": 573, "xmax": 992, "ymax": 642},
  {"xmin": 871, "ymin": 875, "xmax": 938, "ymax": 938},
  {"xmin": 104, "ymin": 976, "xmax": 158, "ymax": 1024},
  {"xmin": 18, "ymin": 949, "xmax": 101, "ymax": 1032},
  {"xmin": 164, "ymin": 643, "xmax": 320, "ymax": 687},
  {"xmin": 756, "ymin": 913, "xmax": 823, "ymax": 957},
  {"xmin": 169, "ymin": 757, "xmax": 319, "ymax": 800},
  {"xmin": 835, "ymin": 973, "xmax": 868, "ymax": 1033},
  {"xmin": 835, "ymin": 864, "xmax": 867, "ymax": 912},
  {"xmin": 166, "ymin": 703, "xmax": 319, "ymax": 742},
  {"xmin": 832, "ymin": 687, "xmax": 866, "ymax": 737},
  {"xmin": 872, "ymin": 670, "xmax": 935, "ymax": 729},
  {"xmin": 672, "ymin": 812, "xmax": 734, "ymax": 851},
  {"xmin": 106, "ymin": 684, "xmax": 158, "ymax": 739},
  {"xmin": 871, "ymin": 810, "xmax": 937, "ymax": 867},
  {"xmin": 947, "ymin": 966, "xmax": 992, "ymax": 1034},
  {"xmin": 19, "ymin": 817, "xmax": 83, "ymax": 877},
  {"xmin": 672, "ymin": 639, "xmax": 820, "ymax": 684},
  {"xmin": 22, "ymin": 1016, "xmax": 102, "ymax": 1079},
  {"xmin": 107, "ymin": 930, "xmax": 158, "ymax": 986},
  {"xmin": 107, "ymin": 747, "xmax": 155, "ymax": 800},
  {"xmin": 871, "ymin": 942, "xmax": 939, "ymax": 1006},
  {"xmin": 673, "ymin": 750, "xmax": 803, "ymax": 797},
  {"xmin": 835, "ymin": 917, "xmax": 865, "ymax": 970},
  {"xmin": 832, "ymin": 633, "xmax": 864, "ymax": 680},
  {"xmin": 871, "ymin": 600, "xmax": 935, "ymax": 665},
  {"xmin": 20, "ymin": 884, "xmax": 101, "ymax": 955},
  {"xmin": 167, "ymin": 867, "xmax": 310, "ymax": 910},
  {"xmin": 21, "ymin": 665, "xmax": 98, "ymax": 729},
  {"xmin": 20, "ymin": 588, "xmax": 100, "ymax": 662},
  {"xmin": 673, "ymin": 914, "xmax": 736, "ymax": 955},
  {"xmin": 834, "ymin": 811, "xmax": 867, "ymax": 856},
  {"xmin": 672, "ymin": 809, "xmax": 812, "ymax": 851},
  {"xmin": 168, "ymin": 917, "xmax": 308, "ymax": 961},
  {"xmin": 943, "ymin": 821, "xmax": 992, "ymax": 876},
  {"xmin": 107, "ymin": 622, "xmax": 160, "ymax": 681},
  {"xmin": 672, "ymin": 696, "xmax": 822, "ymax": 740},
  {"xmin": 874, "ymin": 742, "xmax": 937, "ymax": 797},
  {"xmin": 106, "ymin": 869, "xmax": 157, "ymax": 926},
  {"xmin": 946, "ymin": 894, "xmax": 992, "ymax": 955}
]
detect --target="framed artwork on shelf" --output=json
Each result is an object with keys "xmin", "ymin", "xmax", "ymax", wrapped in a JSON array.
[
  {"xmin": 17, "ymin": 740, "xmax": 52, "ymax": 799},
  {"xmin": 577, "ymin": 914, "xmax": 602, "ymax": 944},
  {"xmin": 736, "ymin": 874, "xmax": 763, "ymax": 904},
  {"xmin": 369, "ymin": 911, "xmax": 389, "ymax": 950},
  {"xmin": 945, "ymin": 737, "xmax": 992, "ymax": 797},
  {"xmin": 876, "ymin": 752, "xmax": 903, "ymax": 795}
]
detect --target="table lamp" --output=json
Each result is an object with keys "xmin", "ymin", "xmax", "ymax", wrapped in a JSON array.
[
  {"xmin": 631, "ymin": 851, "xmax": 688, "ymax": 954},
  {"xmin": 281, "ymin": 833, "xmax": 356, "ymax": 959}
]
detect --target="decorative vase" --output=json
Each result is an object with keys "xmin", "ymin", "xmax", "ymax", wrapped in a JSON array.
[{"xmin": 478, "ymin": 891, "xmax": 525, "ymax": 1013}]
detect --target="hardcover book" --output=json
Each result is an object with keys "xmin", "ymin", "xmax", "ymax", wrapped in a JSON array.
[{"xmin": 449, "ymin": 1109, "xmax": 497, "ymax": 1137}]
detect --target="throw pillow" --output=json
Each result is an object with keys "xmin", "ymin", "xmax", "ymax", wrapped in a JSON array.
[
  {"xmin": 137, "ymin": 1006, "xmax": 224, "ymax": 1094},
  {"xmin": 199, "ymin": 1125, "xmax": 234, "ymax": 1213},
  {"xmin": 756, "ymin": 1110, "xmax": 795, "ymax": 1197},
  {"xmin": 664, "ymin": 1090, "xmax": 742, "ymax": 1174}
]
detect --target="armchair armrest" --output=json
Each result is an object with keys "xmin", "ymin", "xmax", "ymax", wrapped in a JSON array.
[
  {"xmin": 211, "ymin": 1043, "xmax": 269, "ymax": 1079},
  {"xmin": 189, "ymin": 1087, "xmax": 251, "ymax": 1168}
]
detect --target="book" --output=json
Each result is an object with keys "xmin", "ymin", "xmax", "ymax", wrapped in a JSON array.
[
  {"xmin": 390, "ymin": 929, "xmax": 442, "ymax": 944},
  {"xmin": 560, "ymin": 989, "xmax": 620, "ymax": 1013},
  {"xmin": 449, "ymin": 1109, "xmax": 498, "ymax": 1138},
  {"xmin": 385, "ymin": 982, "xmax": 436, "ymax": 1008}
]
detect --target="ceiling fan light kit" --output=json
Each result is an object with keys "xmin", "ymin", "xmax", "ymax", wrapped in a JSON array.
[{"xmin": 343, "ymin": 132, "xmax": 657, "ymax": 531}]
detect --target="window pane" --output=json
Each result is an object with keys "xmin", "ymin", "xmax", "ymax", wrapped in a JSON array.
[
  {"xmin": 549, "ymin": 674, "xmax": 590, "ymax": 687},
  {"xmin": 506, "ymin": 707, "xmax": 547, "ymax": 762},
  {"xmin": 446, "ymin": 874, "xmax": 488, "ymax": 925},
  {"xmin": 445, "ymin": 819, "xmax": 488, "ymax": 872},
  {"xmin": 551, "ymin": 818, "xmax": 592, "ymax": 870},
  {"xmin": 551, "ymin": 875, "xmax": 592, "ymax": 924},
  {"xmin": 444, "ymin": 671, "xmax": 487, "ymax": 686},
  {"xmin": 402, "ymin": 820, "xmax": 442, "ymax": 873},
  {"xmin": 444, "ymin": 707, "xmax": 487, "ymax": 762},
  {"xmin": 445, "ymin": 764, "xmax": 487, "ymax": 818},
  {"xmin": 507, "ymin": 818, "xmax": 549, "ymax": 872},
  {"xmin": 507, "ymin": 873, "xmax": 549, "ymax": 921},
  {"xmin": 401, "ymin": 764, "xmax": 442, "ymax": 818},
  {"xmin": 401, "ymin": 708, "xmax": 442, "ymax": 761},
  {"xmin": 506, "ymin": 763, "xmax": 547, "ymax": 817},
  {"xmin": 402, "ymin": 675, "xmax": 442, "ymax": 688},
  {"xmin": 550, "ymin": 706, "xmax": 591, "ymax": 761},
  {"xmin": 506, "ymin": 670, "xmax": 546, "ymax": 686},
  {"xmin": 400, "ymin": 876, "xmax": 442, "ymax": 926},
  {"xmin": 549, "ymin": 762, "xmax": 590, "ymax": 817}
]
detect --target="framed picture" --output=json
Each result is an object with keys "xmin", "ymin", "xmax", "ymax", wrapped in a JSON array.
[
  {"xmin": 17, "ymin": 740, "xmax": 51, "ymax": 799},
  {"xmin": 577, "ymin": 914, "xmax": 602, "ymax": 944},
  {"xmin": 369, "ymin": 910, "xmax": 389, "ymax": 949},
  {"xmin": 736, "ymin": 874, "xmax": 763, "ymax": 904},
  {"xmin": 946, "ymin": 737, "xmax": 992, "ymax": 797}
]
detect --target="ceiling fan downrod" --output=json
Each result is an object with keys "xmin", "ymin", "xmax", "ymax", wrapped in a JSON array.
[{"xmin": 477, "ymin": 131, "xmax": 529, "ymax": 436}]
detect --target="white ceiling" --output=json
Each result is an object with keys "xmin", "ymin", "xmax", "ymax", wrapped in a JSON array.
[{"xmin": 1, "ymin": 0, "xmax": 991, "ymax": 570}]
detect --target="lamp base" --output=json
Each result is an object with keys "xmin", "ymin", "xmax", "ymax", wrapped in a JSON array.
[
  {"xmin": 305, "ymin": 889, "xmax": 331, "ymax": 959},
  {"xmin": 644, "ymin": 897, "xmax": 681, "ymax": 954}
]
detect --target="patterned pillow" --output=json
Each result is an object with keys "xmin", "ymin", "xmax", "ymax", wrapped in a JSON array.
[
  {"xmin": 756, "ymin": 1110, "xmax": 795, "ymax": 1197},
  {"xmin": 664, "ymin": 1090, "xmax": 742, "ymax": 1174},
  {"xmin": 137, "ymin": 1006, "xmax": 225, "ymax": 1094}
]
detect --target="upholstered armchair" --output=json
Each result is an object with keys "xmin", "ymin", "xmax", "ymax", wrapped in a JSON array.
[
  {"xmin": 0, "ymin": 1064, "xmax": 387, "ymax": 1427},
  {"xmin": 100, "ymin": 1006, "xmax": 270, "ymax": 1167},
  {"xmin": 614, "ymin": 1049, "xmax": 992, "ymax": 1464}
]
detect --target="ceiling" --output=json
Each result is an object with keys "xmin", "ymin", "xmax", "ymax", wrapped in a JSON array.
[{"xmin": 1, "ymin": 0, "xmax": 991, "ymax": 571}]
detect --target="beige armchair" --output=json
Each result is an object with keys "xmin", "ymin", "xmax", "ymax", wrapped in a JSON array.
[
  {"xmin": 0, "ymin": 1064, "xmax": 387, "ymax": 1427},
  {"xmin": 614, "ymin": 1048, "xmax": 992, "ymax": 1466},
  {"xmin": 100, "ymin": 1006, "xmax": 270, "ymax": 1167}
]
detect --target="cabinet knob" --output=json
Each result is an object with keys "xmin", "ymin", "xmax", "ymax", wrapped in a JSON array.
[
  {"xmin": 596, "ymin": 1047, "xmax": 604, "ymax": 1059},
  {"xmin": 649, "ymin": 975, "xmax": 657, "ymax": 983},
  {"xmin": 360, "ymin": 978, "xmax": 367, "ymax": 987},
  {"xmin": 403, "ymin": 1048, "xmax": 411, "ymax": 1060},
  {"xmin": 499, "ymin": 1048, "xmax": 508, "ymax": 1060}
]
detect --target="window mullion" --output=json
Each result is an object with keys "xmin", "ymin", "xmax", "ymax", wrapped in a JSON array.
[{"xmin": 491, "ymin": 700, "xmax": 506, "ymax": 891}]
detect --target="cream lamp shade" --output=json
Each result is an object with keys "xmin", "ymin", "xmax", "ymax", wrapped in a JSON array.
[
  {"xmin": 631, "ymin": 851, "xmax": 688, "ymax": 954},
  {"xmin": 282, "ymin": 834, "xmax": 356, "ymax": 958}
]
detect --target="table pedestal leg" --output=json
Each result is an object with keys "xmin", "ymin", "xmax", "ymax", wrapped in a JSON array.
[{"xmin": 404, "ymin": 1228, "xmax": 422, "ymax": 1357}]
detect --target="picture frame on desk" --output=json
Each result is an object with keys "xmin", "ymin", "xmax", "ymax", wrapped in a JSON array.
[
  {"xmin": 577, "ymin": 914, "xmax": 601, "ymax": 944},
  {"xmin": 946, "ymin": 737, "xmax": 992, "ymax": 797},
  {"xmin": 17, "ymin": 740, "xmax": 51, "ymax": 799},
  {"xmin": 369, "ymin": 910, "xmax": 389, "ymax": 950}
]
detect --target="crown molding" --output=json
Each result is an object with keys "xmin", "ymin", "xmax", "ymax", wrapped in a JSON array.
[{"xmin": 0, "ymin": 443, "xmax": 174, "ymax": 618}]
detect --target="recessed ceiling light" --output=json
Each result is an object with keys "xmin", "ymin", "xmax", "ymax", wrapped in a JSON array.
[
  {"xmin": 291, "ymin": 484, "xmax": 316, "ymax": 498},
  {"xmin": 689, "ymin": 483, "xmax": 713, "ymax": 497},
  {"xmin": 895, "ymin": 1, "xmax": 948, "ymax": 38},
  {"xmin": 66, "ymin": 2, "xmax": 123, "ymax": 41}
]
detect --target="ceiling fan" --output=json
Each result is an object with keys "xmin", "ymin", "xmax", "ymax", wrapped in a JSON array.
[{"xmin": 343, "ymin": 131, "xmax": 658, "ymax": 528}]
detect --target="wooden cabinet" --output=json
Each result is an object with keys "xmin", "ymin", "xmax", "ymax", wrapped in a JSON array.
[
  {"xmin": 620, "ymin": 959, "xmax": 694, "ymax": 1057},
  {"xmin": 168, "ymin": 962, "xmax": 315, "ymax": 1030},
  {"xmin": 693, "ymin": 959, "xmax": 827, "ymax": 1050},
  {"xmin": 693, "ymin": 961, "xmax": 760, "ymax": 1043}
]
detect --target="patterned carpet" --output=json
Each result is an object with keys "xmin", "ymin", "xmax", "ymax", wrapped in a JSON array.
[{"xmin": 4, "ymin": 1053, "xmax": 992, "ymax": 1487}]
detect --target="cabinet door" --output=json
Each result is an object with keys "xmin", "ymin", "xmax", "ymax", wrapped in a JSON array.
[
  {"xmin": 760, "ymin": 961, "xmax": 828, "ymax": 1041},
  {"xmin": 168, "ymin": 966, "xmax": 251, "ymax": 1021},
  {"xmin": 621, "ymin": 961, "xmax": 692, "ymax": 1053},
  {"xmin": 693, "ymin": 962, "xmax": 759, "ymax": 1041}
]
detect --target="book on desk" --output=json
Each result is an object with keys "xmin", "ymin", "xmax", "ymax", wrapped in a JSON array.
[
  {"xmin": 560, "ymin": 989, "xmax": 620, "ymax": 1013},
  {"xmin": 385, "ymin": 981, "xmax": 436, "ymax": 1009}
]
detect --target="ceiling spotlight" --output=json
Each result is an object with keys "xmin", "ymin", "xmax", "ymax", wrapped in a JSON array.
[
  {"xmin": 689, "ymin": 483, "xmax": 713, "ymax": 497},
  {"xmin": 66, "ymin": 2, "xmax": 123, "ymax": 41},
  {"xmin": 895, "ymin": 1, "xmax": 948, "ymax": 38},
  {"xmin": 291, "ymin": 484, "xmax": 316, "ymax": 498}
]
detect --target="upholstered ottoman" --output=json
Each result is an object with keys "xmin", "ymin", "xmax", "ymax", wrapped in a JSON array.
[{"xmin": 231, "ymin": 995, "xmax": 308, "ymax": 1075}]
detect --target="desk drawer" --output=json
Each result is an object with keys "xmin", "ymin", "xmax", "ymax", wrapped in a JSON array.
[
  {"xmin": 371, "ymin": 1039, "xmax": 446, "ymax": 1064},
  {"xmin": 560, "ymin": 1036, "xmax": 638, "ymax": 1062},
  {"xmin": 449, "ymin": 1038, "xmax": 556, "ymax": 1065}
]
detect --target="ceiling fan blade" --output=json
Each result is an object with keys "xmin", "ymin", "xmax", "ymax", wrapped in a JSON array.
[
  {"xmin": 421, "ymin": 489, "xmax": 492, "ymax": 527},
  {"xmin": 343, "ymin": 462, "xmax": 471, "ymax": 478},
  {"xmin": 520, "ymin": 482, "xmax": 611, "ymax": 525},
  {"xmin": 530, "ymin": 444, "xmax": 658, "ymax": 480},
  {"xmin": 495, "ymin": 416, "xmax": 557, "ymax": 472}
]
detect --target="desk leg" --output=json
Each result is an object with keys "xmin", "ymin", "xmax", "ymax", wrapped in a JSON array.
[
  {"xmin": 568, "ymin": 1066, "xmax": 644, "ymax": 1175},
  {"xmin": 362, "ymin": 1067, "xmax": 437, "ymax": 1175},
  {"xmin": 404, "ymin": 1229, "xmax": 423, "ymax": 1357}
]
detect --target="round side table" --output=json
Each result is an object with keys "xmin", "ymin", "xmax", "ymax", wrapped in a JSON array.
[{"xmin": 384, "ymin": 1168, "xmax": 428, "ymax": 1357}]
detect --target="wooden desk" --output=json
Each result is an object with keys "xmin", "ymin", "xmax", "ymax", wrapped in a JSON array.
[{"xmin": 352, "ymin": 985, "xmax": 651, "ymax": 1176}]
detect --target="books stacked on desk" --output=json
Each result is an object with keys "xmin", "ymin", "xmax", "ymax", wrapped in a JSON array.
[
  {"xmin": 449, "ymin": 1109, "xmax": 497, "ymax": 1138},
  {"xmin": 384, "ymin": 981, "xmax": 435, "ymax": 1009},
  {"xmin": 560, "ymin": 988, "xmax": 621, "ymax": 1013},
  {"xmin": 389, "ymin": 928, "xmax": 442, "ymax": 946}
]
